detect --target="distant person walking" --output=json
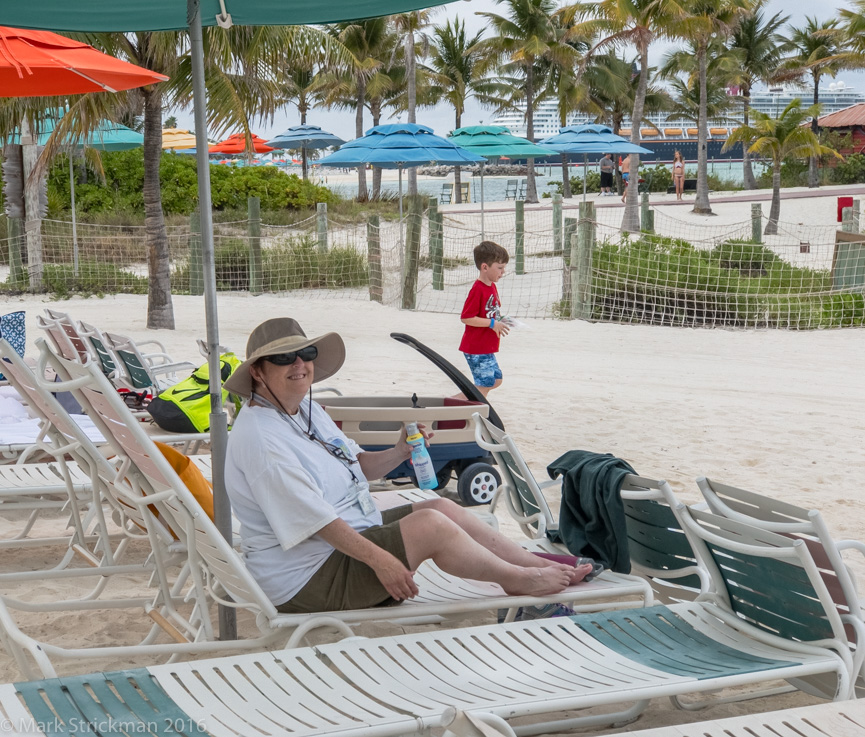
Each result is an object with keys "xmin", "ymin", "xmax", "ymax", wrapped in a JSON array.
[
  {"xmin": 673, "ymin": 151, "xmax": 685, "ymax": 201},
  {"xmin": 599, "ymin": 153, "xmax": 614, "ymax": 196},
  {"xmin": 620, "ymin": 155, "xmax": 631, "ymax": 203}
]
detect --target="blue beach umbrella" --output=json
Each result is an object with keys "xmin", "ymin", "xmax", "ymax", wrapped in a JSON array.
[
  {"xmin": 266, "ymin": 124, "xmax": 345, "ymax": 180},
  {"xmin": 318, "ymin": 123, "xmax": 484, "ymax": 237},
  {"xmin": 542, "ymin": 124, "xmax": 654, "ymax": 201}
]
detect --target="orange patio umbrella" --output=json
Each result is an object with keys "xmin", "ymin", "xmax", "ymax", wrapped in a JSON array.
[
  {"xmin": 208, "ymin": 133, "xmax": 274, "ymax": 154},
  {"xmin": 0, "ymin": 26, "xmax": 168, "ymax": 96}
]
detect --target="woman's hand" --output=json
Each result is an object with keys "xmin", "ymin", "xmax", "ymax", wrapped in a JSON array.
[
  {"xmin": 396, "ymin": 422, "xmax": 434, "ymax": 459},
  {"xmin": 373, "ymin": 554, "xmax": 419, "ymax": 601}
]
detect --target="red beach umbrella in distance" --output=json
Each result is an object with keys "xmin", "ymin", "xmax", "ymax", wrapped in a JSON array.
[
  {"xmin": 209, "ymin": 133, "xmax": 274, "ymax": 154},
  {"xmin": 0, "ymin": 26, "xmax": 168, "ymax": 96}
]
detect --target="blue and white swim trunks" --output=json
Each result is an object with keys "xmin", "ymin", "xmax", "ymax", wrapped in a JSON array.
[{"xmin": 463, "ymin": 353, "xmax": 503, "ymax": 388}]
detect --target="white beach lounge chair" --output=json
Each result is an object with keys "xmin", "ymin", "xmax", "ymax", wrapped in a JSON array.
[
  {"xmin": 0, "ymin": 338, "xmax": 653, "ymax": 679},
  {"xmin": 0, "ymin": 503, "xmax": 859, "ymax": 735},
  {"xmin": 600, "ymin": 699, "xmax": 865, "ymax": 737},
  {"xmin": 472, "ymin": 412, "xmax": 709, "ymax": 604}
]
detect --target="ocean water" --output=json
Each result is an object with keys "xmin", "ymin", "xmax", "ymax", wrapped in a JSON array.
[{"xmin": 324, "ymin": 160, "xmax": 770, "ymax": 204}]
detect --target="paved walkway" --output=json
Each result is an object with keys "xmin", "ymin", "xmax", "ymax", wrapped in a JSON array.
[{"xmin": 440, "ymin": 183, "xmax": 865, "ymax": 215}]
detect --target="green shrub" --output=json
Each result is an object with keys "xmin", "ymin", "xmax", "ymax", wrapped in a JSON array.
[
  {"xmin": 0, "ymin": 261, "xmax": 148, "ymax": 297},
  {"xmin": 830, "ymin": 153, "xmax": 865, "ymax": 184},
  {"xmin": 172, "ymin": 235, "xmax": 368, "ymax": 293},
  {"xmin": 588, "ymin": 235, "xmax": 853, "ymax": 329},
  {"xmin": 44, "ymin": 150, "xmax": 341, "ymax": 216}
]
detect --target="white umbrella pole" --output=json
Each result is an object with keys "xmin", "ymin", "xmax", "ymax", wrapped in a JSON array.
[
  {"xmin": 188, "ymin": 0, "xmax": 234, "ymax": 641},
  {"xmin": 583, "ymin": 154, "xmax": 587, "ymax": 203},
  {"xmin": 398, "ymin": 166, "xmax": 404, "ymax": 247},
  {"xmin": 480, "ymin": 162, "xmax": 486, "ymax": 240},
  {"xmin": 69, "ymin": 154, "xmax": 79, "ymax": 275}
]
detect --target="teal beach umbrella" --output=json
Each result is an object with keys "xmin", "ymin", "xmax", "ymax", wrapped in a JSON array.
[{"xmin": 448, "ymin": 125, "xmax": 556, "ymax": 238}]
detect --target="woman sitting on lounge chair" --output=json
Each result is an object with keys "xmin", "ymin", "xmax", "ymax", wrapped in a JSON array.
[{"xmin": 224, "ymin": 317, "xmax": 591, "ymax": 614}]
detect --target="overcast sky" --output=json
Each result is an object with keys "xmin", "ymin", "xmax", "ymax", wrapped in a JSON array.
[{"xmin": 172, "ymin": 0, "xmax": 862, "ymax": 142}]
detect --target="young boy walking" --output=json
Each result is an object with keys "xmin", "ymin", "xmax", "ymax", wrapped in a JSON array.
[{"xmin": 459, "ymin": 241, "xmax": 510, "ymax": 397}]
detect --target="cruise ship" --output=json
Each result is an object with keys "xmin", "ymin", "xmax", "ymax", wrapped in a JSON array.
[{"xmin": 491, "ymin": 82, "xmax": 865, "ymax": 162}]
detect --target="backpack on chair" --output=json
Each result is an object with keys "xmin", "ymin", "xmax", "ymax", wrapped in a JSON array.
[{"xmin": 147, "ymin": 352, "xmax": 242, "ymax": 433}]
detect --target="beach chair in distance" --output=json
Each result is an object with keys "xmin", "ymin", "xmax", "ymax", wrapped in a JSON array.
[
  {"xmin": 77, "ymin": 318, "xmax": 127, "ymax": 385},
  {"xmin": 459, "ymin": 181, "xmax": 470, "ymax": 202},
  {"xmin": 1, "ymin": 340, "xmax": 670, "ymax": 679},
  {"xmin": 104, "ymin": 330, "xmax": 196, "ymax": 395},
  {"xmin": 440, "ymin": 182, "xmax": 453, "ymax": 204},
  {"xmin": 517, "ymin": 178, "xmax": 527, "ymax": 199},
  {"xmin": 472, "ymin": 412, "xmax": 709, "ymax": 605},
  {"xmin": 0, "ymin": 505, "xmax": 857, "ymax": 736},
  {"xmin": 601, "ymin": 699, "xmax": 865, "ymax": 737},
  {"xmin": 504, "ymin": 179, "xmax": 518, "ymax": 199},
  {"xmin": 37, "ymin": 312, "xmax": 91, "ymax": 365}
]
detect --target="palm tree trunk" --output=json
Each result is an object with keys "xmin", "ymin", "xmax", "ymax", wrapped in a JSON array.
[
  {"xmin": 524, "ymin": 65, "xmax": 538, "ymax": 204},
  {"xmin": 692, "ymin": 41, "xmax": 713, "ymax": 215},
  {"xmin": 141, "ymin": 87, "xmax": 175, "ymax": 330},
  {"xmin": 765, "ymin": 161, "xmax": 781, "ymax": 234},
  {"xmin": 561, "ymin": 153, "xmax": 572, "ymax": 199},
  {"xmin": 372, "ymin": 102, "xmax": 383, "ymax": 199},
  {"xmin": 741, "ymin": 92, "xmax": 757, "ymax": 189},
  {"xmin": 622, "ymin": 44, "xmax": 648, "ymax": 232},
  {"xmin": 808, "ymin": 76, "xmax": 819, "ymax": 188},
  {"xmin": 406, "ymin": 28, "xmax": 418, "ymax": 198},
  {"xmin": 300, "ymin": 106, "xmax": 309, "ymax": 181},
  {"xmin": 356, "ymin": 79, "xmax": 368, "ymax": 202},
  {"xmin": 454, "ymin": 111, "xmax": 462, "ymax": 204}
]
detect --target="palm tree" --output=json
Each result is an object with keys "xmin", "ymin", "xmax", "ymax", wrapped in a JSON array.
[
  {"xmin": 31, "ymin": 26, "xmax": 346, "ymax": 328},
  {"xmin": 428, "ymin": 19, "xmax": 493, "ymax": 203},
  {"xmin": 280, "ymin": 61, "xmax": 321, "ymax": 180},
  {"xmin": 726, "ymin": 2, "xmax": 789, "ymax": 189},
  {"xmin": 725, "ymin": 100, "xmax": 837, "ymax": 234},
  {"xmin": 392, "ymin": 10, "xmax": 436, "ymax": 197},
  {"xmin": 671, "ymin": 0, "xmax": 752, "ymax": 215},
  {"xmin": 775, "ymin": 17, "xmax": 845, "ymax": 188},
  {"xmin": 558, "ymin": 0, "xmax": 680, "ymax": 231},
  {"xmin": 323, "ymin": 19, "xmax": 391, "ymax": 202},
  {"xmin": 476, "ymin": 0, "xmax": 575, "ymax": 204}
]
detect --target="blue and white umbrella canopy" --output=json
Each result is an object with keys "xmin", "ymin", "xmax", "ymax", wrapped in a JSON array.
[
  {"xmin": 318, "ymin": 124, "xmax": 485, "ymax": 230},
  {"xmin": 541, "ymin": 124, "xmax": 654, "ymax": 155},
  {"xmin": 317, "ymin": 123, "xmax": 485, "ymax": 169},
  {"xmin": 541, "ymin": 124, "xmax": 655, "ymax": 201},
  {"xmin": 265, "ymin": 124, "xmax": 345, "ymax": 150}
]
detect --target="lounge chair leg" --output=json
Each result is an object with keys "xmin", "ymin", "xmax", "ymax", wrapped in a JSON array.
[
  {"xmin": 510, "ymin": 699, "xmax": 648, "ymax": 736},
  {"xmin": 669, "ymin": 683, "xmax": 797, "ymax": 711},
  {"xmin": 442, "ymin": 709, "xmax": 518, "ymax": 737}
]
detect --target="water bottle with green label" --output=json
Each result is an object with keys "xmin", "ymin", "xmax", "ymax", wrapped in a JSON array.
[{"xmin": 405, "ymin": 422, "xmax": 436, "ymax": 490}]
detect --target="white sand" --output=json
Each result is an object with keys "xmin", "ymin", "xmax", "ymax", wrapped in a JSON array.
[{"xmin": 1, "ymin": 190, "xmax": 864, "ymax": 734}]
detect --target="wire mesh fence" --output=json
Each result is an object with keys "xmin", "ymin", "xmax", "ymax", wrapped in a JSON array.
[{"xmin": 1, "ymin": 199, "xmax": 863, "ymax": 330}]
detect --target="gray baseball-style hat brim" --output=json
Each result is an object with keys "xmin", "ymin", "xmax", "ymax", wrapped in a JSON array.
[{"xmin": 224, "ymin": 317, "xmax": 345, "ymax": 398}]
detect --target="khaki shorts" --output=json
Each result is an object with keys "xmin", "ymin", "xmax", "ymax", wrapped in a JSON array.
[{"xmin": 276, "ymin": 505, "xmax": 413, "ymax": 613}]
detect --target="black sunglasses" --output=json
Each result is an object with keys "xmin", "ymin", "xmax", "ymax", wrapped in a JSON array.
[{"xmin": 264, "ymin": 346, "xmax": 318, "ymax": 365}]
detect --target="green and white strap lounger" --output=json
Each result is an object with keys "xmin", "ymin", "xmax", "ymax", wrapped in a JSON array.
[{"xmin": 0, "ymin": 602, "xmax": 854, "ymax": 737}]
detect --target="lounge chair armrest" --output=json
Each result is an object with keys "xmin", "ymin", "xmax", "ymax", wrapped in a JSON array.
[
  {"xmin": 133, "ymin": 338, "xmax": 170, "ymax": 354},
  {"xmin": 836, "ymin": 540, "xmax": 865, "ymax": 556},
  {"xmin": 147, "ymin": 361, "xmax": 197, "ymax": 377}
]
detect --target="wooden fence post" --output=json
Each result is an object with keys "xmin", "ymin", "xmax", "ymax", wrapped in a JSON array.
[
  {"xmin": 316, "ymin": 202, "xmax": 328, "ymax": 253},
  {"xmin": 515, "ymin": 199, "xmax": 525, "ymax": 275},
  {"xmin": 640, "ymin": 191, "xmax": 649, "ymax": 231},
  {"xmin": 751, "ymin": 204, "xmax": 762, "ymax": 243},
  {"xmin": 427, "ymin": 197, "xmax": 438, "ymax": 258},
  {"xmin": 6, "ymin": 217, "xmax": 26, "ymax": 287},
  {"xmin": 367, "ymin": 214, "xmax": 382, "ymax": 303},
  {"xmin": 401, "ymin": 196, "xmax": 424, "ymax": 309},
  {"xmin": 247, "ymin": 196, "xmax": 262, "ymax": 295},
  {"xmin": 562, "ymin": 216, "xmax": 577, "ymax": 311},
  {"xmin": 853, "ymin": 199, "xmax": 861, "ymax": 233},
  {"xmin": 189, "ymin": 208, "xmax": 204, "ymax": 296},
  {"xmin": 572, "ymin": 200, "xmax": 595, "ymax": 321},
  {"xmin": 431, "ymin": 209, "xmax": 444, "ymax": 291},
  {"xmin": 552, "ymin": 193, "xmax": 563, "ymax": 255}
]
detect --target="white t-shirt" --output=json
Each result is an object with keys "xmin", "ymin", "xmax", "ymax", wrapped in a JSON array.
[{"xmin": 224, "ymin": 398, "xmax": 380, "ymax": 606}]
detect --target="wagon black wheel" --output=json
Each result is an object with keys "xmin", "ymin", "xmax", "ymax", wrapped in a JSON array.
[{"xmin": 457, "ymin": 463, "xmax": 501, "ymax": 506}]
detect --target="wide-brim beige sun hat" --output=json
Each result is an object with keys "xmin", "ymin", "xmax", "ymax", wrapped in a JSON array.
[{"xmin": 224, "ymin": 317, "xmax": 345, "ymax": 398}]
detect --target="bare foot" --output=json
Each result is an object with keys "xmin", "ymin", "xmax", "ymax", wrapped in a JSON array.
[
  {"xmin": 502, "ymin": 566, "xmax": 571, "ymax": 596},
  {"xmin": 537, "ymin": 560, "xmax": 594, "ymax": 585}
]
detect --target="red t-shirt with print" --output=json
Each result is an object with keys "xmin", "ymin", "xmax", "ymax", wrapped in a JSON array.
[{"xmin": 459, "ymin": 280, "xmax": 502, "ymax": 354}]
